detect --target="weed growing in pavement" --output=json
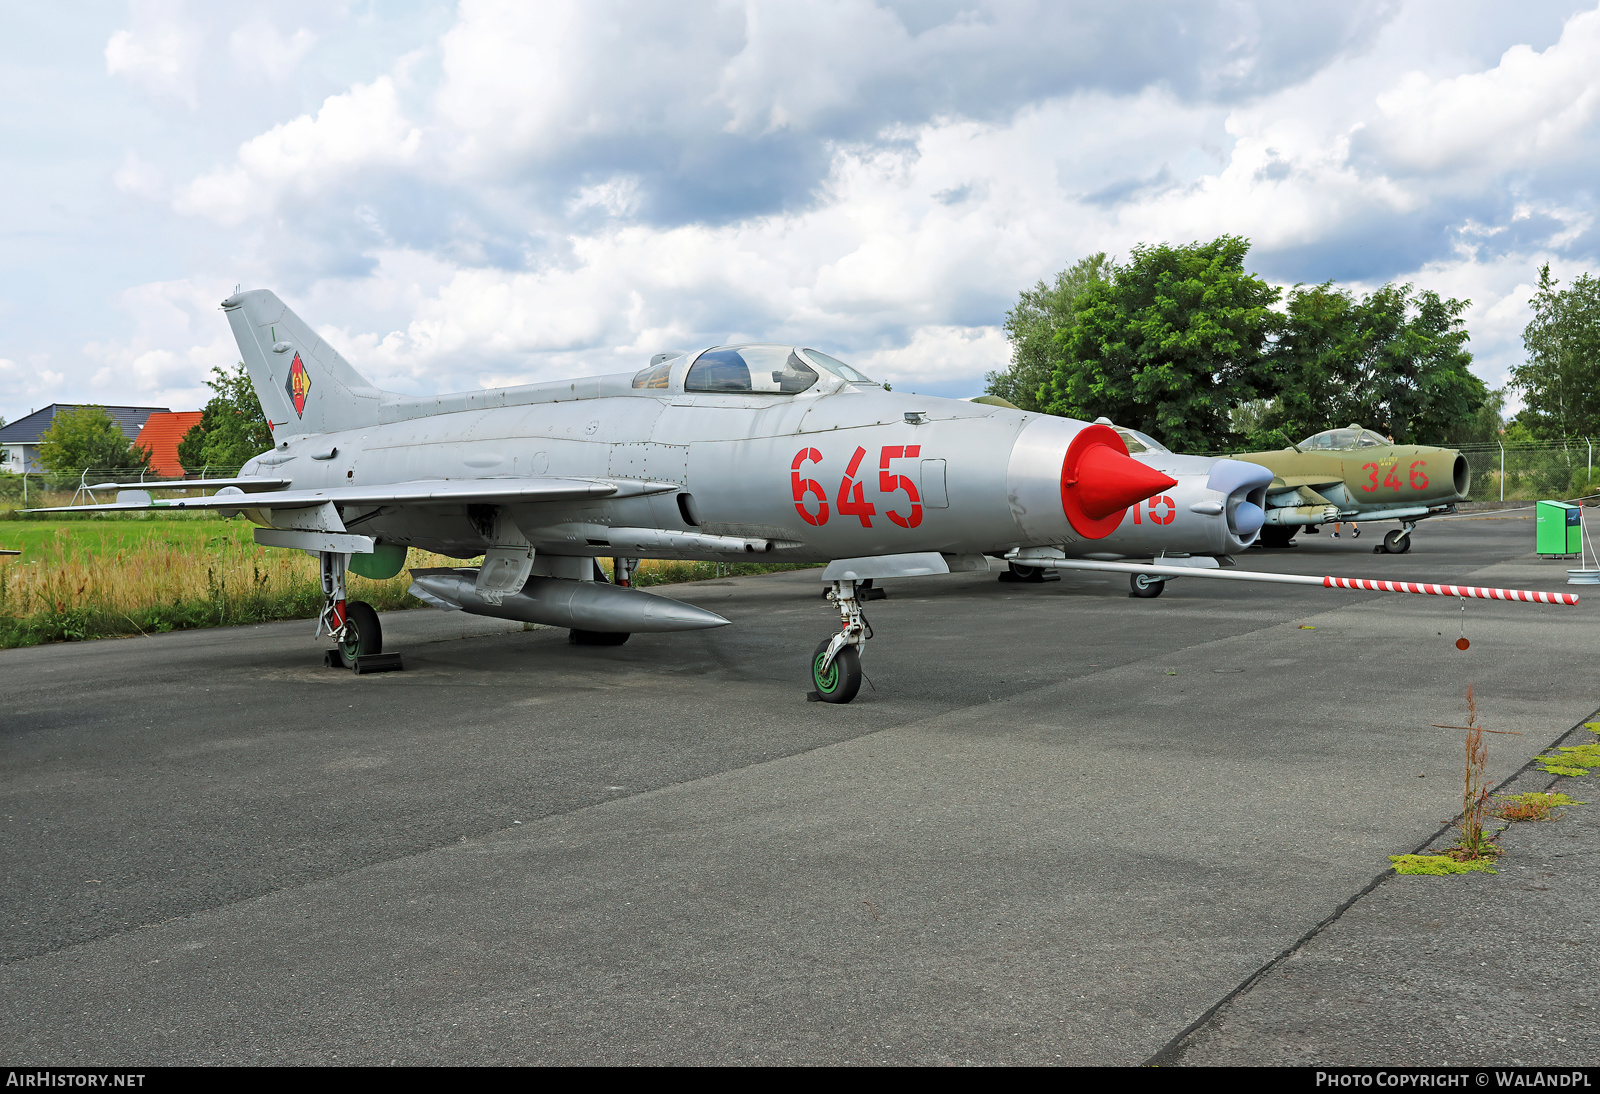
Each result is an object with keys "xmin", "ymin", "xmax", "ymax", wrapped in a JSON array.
[
  {"xmin": 1391, "ymin": 686, "xmax": 1504, "ymax": 876},
  {"xmin": 1450, "ymin": 685, "xmax": 1498, "ymax": 861},
  {"xmin": 1492, "ymin": 791, "xmax": 1586, "ymax": 822}
]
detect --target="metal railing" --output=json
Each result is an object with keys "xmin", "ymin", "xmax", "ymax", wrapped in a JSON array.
[{"xmin": 5, "ymin": 466, "xmax": 246, "ymax": 505}]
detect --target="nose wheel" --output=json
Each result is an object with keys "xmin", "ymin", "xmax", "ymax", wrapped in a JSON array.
[
  {"xmin": 809, "ymin": 578, "xmax": 869, "ymax": 703},
  {"xmin": 1129, "ymin": 573, "xmax": 1165, "ymax": 598},
  {"xmin": 810, "ymin": 639, "xmax": 862, "ymax": 703},
  {"xmin": 1379, "ymin": 523, "xmax": 1415, "ymax": 554}
]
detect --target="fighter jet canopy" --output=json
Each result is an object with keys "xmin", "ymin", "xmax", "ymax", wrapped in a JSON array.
[
  {"xmin": 1112, "ymin": 427, "xmax": 1170, "ymax": 454},
  {"xmin": 633, "ymin": 345, "xmax": 875, "ymax": 395},
  {"xmin": 1297, "ymin": 427, "xmax": 1388, "ymax": 451}
]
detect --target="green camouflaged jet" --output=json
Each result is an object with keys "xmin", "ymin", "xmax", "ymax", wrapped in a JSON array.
[{"xmin": 1234, "ymin": 425, "xmax": 1470, "ymax": 553}]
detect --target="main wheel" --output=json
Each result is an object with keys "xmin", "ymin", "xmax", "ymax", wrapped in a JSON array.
[
  {"xmin": 570, "ymin": 629, "xmax": 630, "ymax": 646},
  {"xmin": 1382, "ymin": 529, "xmax": 1412, "ymax": 554},
  {"xmin": 1129, "ymin": 573, "xmax": 1165, "ymax": 598},
  {"xmin": 811, "ymin": 638, "xmax": 862, "ymax": 704},
  {"xmin": 337, "ymin": 600, "xmax": 383, "ymax": 667},
  {"xmin": 1259, "ymin": 526, "xmax": 1296, "ymax": 548}
]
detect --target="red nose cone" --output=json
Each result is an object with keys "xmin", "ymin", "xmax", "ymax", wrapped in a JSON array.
[{"xmin": 1060, "ymin": 424, "xmax": 1180, "ymax": 539}]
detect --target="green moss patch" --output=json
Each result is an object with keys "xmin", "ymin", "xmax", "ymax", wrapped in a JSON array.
[
  {"xmin": 1389, "ymin": 854, "xmax": 1498, "ymax": 875},
  {"xmin": 1534, "ymin": 742, "xmax": 1600, "ymax": 778}
]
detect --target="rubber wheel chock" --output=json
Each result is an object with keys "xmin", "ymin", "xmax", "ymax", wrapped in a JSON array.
[{"xmin": 353, "ymin": 653, "xmax": 405, "ymax": 674}]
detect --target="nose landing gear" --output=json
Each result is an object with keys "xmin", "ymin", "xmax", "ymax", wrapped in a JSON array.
[
  {"xmin": 1378, "ymin": 522, "xmax": 1416, "ymax": 554},
  {"xmin": 1129, "ymin": 573, "xmax": 1166, "ymax": 598},
  {"xmin": 809, "ymin": 579, "xmax": 867, "ymax": 703}
]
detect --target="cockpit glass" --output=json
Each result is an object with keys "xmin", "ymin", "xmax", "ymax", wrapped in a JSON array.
[
  {"xmin": 1301, "ymin": 428, "xmax": 1355, "ymax": 450},
  {"xmin": 1299, "ymin": 427, "xmax": 1387, "ymax": 451},
  {"xmin": 631, "ymin": 361, "xmax": 672, "ymax": 389},
  {"xmin": 1115, "ymin": 427, "xmax": 1170, "ymax": 454},
  {"xmin": 684, "ymin": 346, "xmax": 818, "ymax": 395},
  {"xmin": 800, "ymin": 349, "xmax": 873, "ymax": 382}
]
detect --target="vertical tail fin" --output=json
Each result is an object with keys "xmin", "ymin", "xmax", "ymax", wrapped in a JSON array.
[{"xmin": 221, "ymin": 289, "xmax": 382, "ymax": 439}]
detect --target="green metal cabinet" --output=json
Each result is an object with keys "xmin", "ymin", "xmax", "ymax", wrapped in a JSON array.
[{"xmin": 1537, "ymin": 500, "xmax": 1582, "ymax": 556}]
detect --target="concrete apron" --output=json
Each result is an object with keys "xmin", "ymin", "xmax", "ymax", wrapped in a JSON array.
[{"xmin": 0, "ymin": 554, "xmax": 1593, "ymax": 1065}]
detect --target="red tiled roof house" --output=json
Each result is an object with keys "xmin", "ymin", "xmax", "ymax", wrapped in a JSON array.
[{"xmin": 134, "ymin": 411, "xmax": 204, "ymax": 477}]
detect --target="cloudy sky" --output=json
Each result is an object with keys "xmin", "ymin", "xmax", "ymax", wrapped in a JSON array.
[{"xmin": 3, "ymin": 0, "xmax": 1599, "ymax": 422}]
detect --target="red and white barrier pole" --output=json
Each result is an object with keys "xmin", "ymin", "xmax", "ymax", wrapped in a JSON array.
[
  {"xmin": 1031, "ymin": 558, "xmax": 1580, "ymax": 606},
  {"xmin": 1319, "ymin": 576, "xmax": 1578, "ymax": 605}
]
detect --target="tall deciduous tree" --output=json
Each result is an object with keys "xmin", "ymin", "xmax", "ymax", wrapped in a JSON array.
[
  {"xmin": 1513, "ymin": 265, "xmax": 1600, "ymax": 439},
  {"xmin": 177, "ymin": 363, "xmax": 273, "ymax": 473},
  {"xmin": 1040, "ymin": 236, "xmax": 1280, "ymax": 451},
  {"xmin": 985, "ymin": 253, "xmax": 1110, "ymax": 411},
  {"xmin": 1259, "ymin": 282, "xmax": 1483, "ymax": 445},
  {"xmin": 36, "ymin": 406, "xmax": 151, "ymax": 475}
]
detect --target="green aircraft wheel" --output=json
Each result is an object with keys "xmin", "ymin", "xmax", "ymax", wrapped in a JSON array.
[
  {"xmin": 1382, "ymin": 529, "xmax": 1412, "ymax": 554},
  {"xmin": 1129, "ymin": 573, "xmax": 1165, "ymax": 598},
  {"xmin": 337, "ymin": 601, "xmax": 383, "ymax": 667},
  {"xmin": 811, "ymin": 639, "xmax": 862, "ymax": 704}
]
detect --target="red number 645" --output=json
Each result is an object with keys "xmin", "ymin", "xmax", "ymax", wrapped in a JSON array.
[{"xmin": 791, "ymin": 448, "xmax": 829, "ymax": 526}]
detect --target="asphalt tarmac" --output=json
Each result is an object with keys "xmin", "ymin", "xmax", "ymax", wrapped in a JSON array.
[{"xmin": 2, "ymin": 512, "xmax": 1595, "ymax": 1066}]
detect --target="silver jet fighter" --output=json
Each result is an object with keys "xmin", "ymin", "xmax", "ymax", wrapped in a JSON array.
[
  {"xmin": 28, "ymin": 290, "xmax": 1208, "ymax": 700},
  {"xmin": 29, "ymin": 291, "xmax": 1575, "ymax": 700}
]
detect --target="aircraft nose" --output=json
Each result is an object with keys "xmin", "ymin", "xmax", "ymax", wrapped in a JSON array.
[
  {"xmin": 1073, "ymin": 444, "xmax": 1179, "ymax": 519},
  {"xmin": 1061, "ymin": 424, "xmax": 1179, "ymax": 538}
]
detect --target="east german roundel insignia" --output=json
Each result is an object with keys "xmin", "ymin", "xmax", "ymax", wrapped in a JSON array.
[{"xmin": 285, "ymin": 353, "xmax": 312, "ymax": 417}]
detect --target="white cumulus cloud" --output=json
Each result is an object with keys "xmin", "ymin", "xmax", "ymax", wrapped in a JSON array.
[
  {"xmin": 104, "ymin": 0, "xmax": 204, "ymax": 108},
  {"xmin": 175, "ymin": 77, "xmax": 422, "ymax": 226}
]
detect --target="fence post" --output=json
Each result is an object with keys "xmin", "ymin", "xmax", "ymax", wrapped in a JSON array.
[
  {"xmin": 1499, "ymin": 440, "xmax": 1505, "ymax": 502},
  {"xmin": 21, "ymin": 472, "xmax": 26, "ymax": 504}
]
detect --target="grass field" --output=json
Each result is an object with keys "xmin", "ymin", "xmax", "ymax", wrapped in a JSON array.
[{"xmin": 0, "ymin": 515, "xmax": 816, "ymax": 649}]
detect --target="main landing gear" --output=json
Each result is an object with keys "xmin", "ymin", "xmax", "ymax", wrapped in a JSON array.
[
  {"xmin": 1376, "ymin": 521, "xmax": 1416, "ymax": 555},
  {"xmin": 318, "ymin": 551, "xmax": 404, "ymax": 674},
  {"xmin": 810, "ymin": 578, "xmax": 869, "ymax": 703}
]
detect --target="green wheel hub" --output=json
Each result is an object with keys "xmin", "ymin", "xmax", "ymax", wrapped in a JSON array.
[{"xmin": 813, "ymin": 647, "xmax": 841, "ymax": 693}]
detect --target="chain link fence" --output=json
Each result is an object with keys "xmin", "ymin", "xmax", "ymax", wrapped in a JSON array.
[
  {"xmin": 2, "ymin": 465, "xmax": 246, "ymax": 505},
  {"xmin": 1452, "ymin": 439, "xmax": 1596, "ymax": 502}
]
